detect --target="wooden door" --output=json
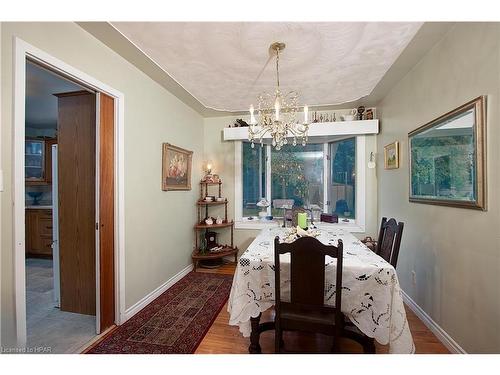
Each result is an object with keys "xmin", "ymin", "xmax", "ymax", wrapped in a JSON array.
[
  {"xmin": 98, "ymin": 93, "xmax": 115, "ymax": 331},
  {"xmin": 56, "ymin": 91, "xmax": 96, "ymax": 316}
]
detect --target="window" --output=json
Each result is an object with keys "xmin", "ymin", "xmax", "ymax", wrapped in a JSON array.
[
  {"xmin": 242, "ymin": 142, "xmax": 266, "ymax": 217},
  {"xmin": 271, "ymin": 144, "xmax": 324, "ymax": 216},
  {"xmin": 329, "ymin": 138, "xmax": 356, "ymax": 220},
  {"xmin": 238, "ymin": 137, "xmax": 363, "ymax": 228}
]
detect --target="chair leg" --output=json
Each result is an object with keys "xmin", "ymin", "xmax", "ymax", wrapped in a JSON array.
[
  {"xmin": 249, "ymin": 314, "xmax": 262, "ymax": 354},
  {"xmin": 363, "ymin": 338, "xmax": 376, "ymax": 354},
  {"xmin": 331, "ymin": 330, "xmax": 341, "ymax": 353},
  {"xmin": 342, "ymin": 326, "xmax": 376, "ymax": 354},
  {"xmin": 275, "ymin": 329, "xmax": 279, "ymax": 353},
  {"xmin": 331, "ymin": 338, "xmax": 338, "ymax": 353},
  {"xmin": 275, "ymin": 328, "xmax": 283, "ymax": 353}
]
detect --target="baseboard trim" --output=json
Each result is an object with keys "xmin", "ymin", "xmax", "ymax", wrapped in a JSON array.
[
  {"xmin": 401, "ymin": 290, "xmax": 467, "ymax": 354},
  {"xmin": 124, "ymin": 264, "xmax": 194, "ymax": 322}
]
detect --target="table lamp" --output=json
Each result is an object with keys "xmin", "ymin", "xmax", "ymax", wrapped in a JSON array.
[
  {"xmin": 256, "ymin": 198, "xmax": 270, "ymax": 220},
  {"xmin": 203, "ymin": 161, "xmax": 214, "ymax": 182}
]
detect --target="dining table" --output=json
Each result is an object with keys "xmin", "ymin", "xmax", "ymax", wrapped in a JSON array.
[{"xmin": 227, "ymin": 226, "xmax": 415, "ymax": 354}]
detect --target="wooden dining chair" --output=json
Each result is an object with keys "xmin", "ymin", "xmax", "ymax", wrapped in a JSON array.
[
  {"xmin": 375, "ymin": 217, "xmax": 404, "ymax": 268},
  {"xmin": 274, "ymin": 236, "xmax": 344, "ymax": 353}
]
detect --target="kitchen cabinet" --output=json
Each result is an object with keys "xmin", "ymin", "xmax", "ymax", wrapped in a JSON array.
[
  {"xmin": 26, "ymin": 208, "xmax": 53, "ymax": 258},
  {"xmin": 25, "ymin": 139, "xmax": 45, "ymax": 182},
  {"xmin": 25, "ymin": 137, "xmax": 57, "ymax": 185}
]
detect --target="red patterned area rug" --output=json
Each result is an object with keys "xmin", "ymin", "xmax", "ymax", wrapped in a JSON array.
[{"xmin": 87, "ymin": 272, "xmax": 233, "ymax": 354}]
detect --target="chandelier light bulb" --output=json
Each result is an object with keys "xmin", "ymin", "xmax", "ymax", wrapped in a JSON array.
[
  {"xmin": 274, "ymin": 98, "xmax": 280, "ymax": 121},
  {"xmin": 249, "ymin": 105, "xmax": 256, "ymax": 125}
]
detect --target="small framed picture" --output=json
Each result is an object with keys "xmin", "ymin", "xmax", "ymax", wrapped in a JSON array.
[
  {"xmin": 384, "ymin": 141, "xmax": 400, "ymax": 169},
  {"xmin": 162, "ymin": 143, "xmax": 193, "ymax": 191}
]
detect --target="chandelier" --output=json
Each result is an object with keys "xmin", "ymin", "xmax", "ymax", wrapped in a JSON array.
[{"xmin": 248, "ymin": 42, "xmax": 310, "ymax": 150}]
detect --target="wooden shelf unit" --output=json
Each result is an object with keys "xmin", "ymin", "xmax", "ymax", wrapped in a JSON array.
[
  {"xmin": 194, "ymin": 221, "xmax": 234, "ymax": 230},
  {"xmin": 192, "ymin": 179, "xmax": 238, "ymax": 271},
  {"xmin": 191, "ymin": 246, "xmax": 238, "ymax": 272},
  {"xmin": 196, "ymin": 199, "xmax": 228, "ymax": 206}
]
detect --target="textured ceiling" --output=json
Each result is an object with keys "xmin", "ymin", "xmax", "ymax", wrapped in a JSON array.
[{"xmin": 111, "ymin": 22, "xmax": 422, "ymax": 112}]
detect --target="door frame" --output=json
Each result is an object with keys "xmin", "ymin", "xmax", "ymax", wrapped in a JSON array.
[{"xmin": 13, "ymin": 37, "xmax": 126, "ymax": 347}]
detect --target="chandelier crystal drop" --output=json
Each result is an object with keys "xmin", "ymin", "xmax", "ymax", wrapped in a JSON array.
[{"xmin": 248, "ymin": 42, "xmax": 310, "ymax": 150}]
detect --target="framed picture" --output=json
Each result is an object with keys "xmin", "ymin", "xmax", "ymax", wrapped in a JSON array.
[
  {"xmin": 384, "ymin": 141, "xmax": 400, "ymax": 169},
  {"xmin": 408, "ymin": 96, "xmax": 486, "ymax": 210},
  {"xmin": 162, "ymin": 143, "xmax": 193, "ymax": 191}
]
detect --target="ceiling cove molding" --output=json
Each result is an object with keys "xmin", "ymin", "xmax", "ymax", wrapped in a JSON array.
[{"xmin": 78, "ymin": 22, "xmax": 454, "ymax": 118}]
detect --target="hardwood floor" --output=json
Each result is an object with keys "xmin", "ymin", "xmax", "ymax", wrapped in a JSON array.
[{"xmin": 195, "ymin": 263, "xmax": 449, "ymax": 354}]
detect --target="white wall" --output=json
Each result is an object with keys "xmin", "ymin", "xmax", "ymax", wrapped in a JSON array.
[
  {"xmin": 203, "ymin": 114, "xmax": 379, "ymax": 251},
  {"xmin": 377, "ymin": 22, "xmax": 500, "ymax": 353},
  {"xmin": 1, "ymin": 22, "xmax": 204, "ymax": 347}
]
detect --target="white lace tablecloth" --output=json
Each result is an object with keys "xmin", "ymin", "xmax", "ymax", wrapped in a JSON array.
[{"xmin": 227, "ymin": 227, "xmax": 415, "ymax": 354}]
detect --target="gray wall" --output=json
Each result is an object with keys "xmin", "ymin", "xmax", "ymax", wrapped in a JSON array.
[
  {"xmin": 377, "ymin": 23, "xmax": 500, "ymax": 353},
  {"xmin": 1, "ymin": 22, "xmax": 204, "ymax": 347}
]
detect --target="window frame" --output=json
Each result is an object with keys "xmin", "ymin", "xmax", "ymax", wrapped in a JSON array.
[{"xmin": 234, "ymin": 136, "xmax": 366, "ymax": 232}]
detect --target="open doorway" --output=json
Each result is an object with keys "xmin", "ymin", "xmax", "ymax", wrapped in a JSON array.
[
  {"xmin": 13, "ymin": 38, "xmax": 125, "ymax": 352},
  {"xmin": 25, "ymin": 61, "xmax": 99, "ymax": 352}
]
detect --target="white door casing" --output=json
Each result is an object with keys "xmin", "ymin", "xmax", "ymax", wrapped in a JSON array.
[{"xmin": 13, "ymin": 37, "xmax": 126, "ymax": 347}]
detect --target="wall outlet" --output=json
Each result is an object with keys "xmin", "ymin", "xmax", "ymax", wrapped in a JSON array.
[{"xmin": 411, "ymin": 270, "xmax": 417, "ymax": 286}]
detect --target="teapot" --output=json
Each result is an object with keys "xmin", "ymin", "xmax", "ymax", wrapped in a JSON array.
[{"xmin": 341, "ymin": 109, "xmax": 357, "ymax": 121}]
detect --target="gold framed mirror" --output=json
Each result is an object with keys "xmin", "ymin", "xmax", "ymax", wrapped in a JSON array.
[{"xmin": 408, "ymin": 96, "xmax": 487, "ymax": 210}]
